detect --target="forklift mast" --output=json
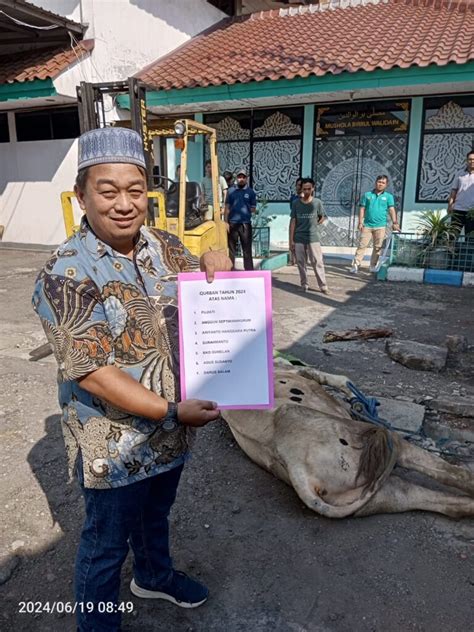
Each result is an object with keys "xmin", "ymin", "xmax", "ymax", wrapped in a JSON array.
[
  {"xmin": 76, "ymin": 78, "xmax": 154, "ymax": 190},
  {"xmin": 65, "ymin": 85, "xmax": 228, "ymax": 256}
]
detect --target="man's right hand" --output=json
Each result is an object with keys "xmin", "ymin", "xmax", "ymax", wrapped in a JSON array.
[
  {"xmin": 177, "ymin": 399, "xmax": 220, "ymax": 427},
  {"xmin": 358, "ymin": 222, "xmax": 364, "ymax": 231}
]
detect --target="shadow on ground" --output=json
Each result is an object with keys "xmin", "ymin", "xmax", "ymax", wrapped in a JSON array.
[{"xmin": 1, "ymin": 253, "xmax": 473, "ymax": 632}]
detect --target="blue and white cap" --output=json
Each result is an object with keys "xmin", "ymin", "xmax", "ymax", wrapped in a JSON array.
[{"xmin": 78, "ymin": 127, "xmax": 146, "ymax": 171}]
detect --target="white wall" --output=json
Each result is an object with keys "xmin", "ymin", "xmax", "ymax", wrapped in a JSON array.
[
  {"xmin": 83, "ymin": 0, "xmax": 225, "ymax": 82},
  {"xmin": 0, "ymin": 138, "xmax": 78, "ymax": 245},
  {"xmin": 32, "ymin": 0, "xmax": 225, "ymax": 84},
  {"xmin": 54, "ymin": 55, "xmax": 95, "ymax": 99},
  {"xmin": 2, "ymin": 0, "xmax": 226, "ymax": 244},
  {"xmin": 32, "ymin": 0, "xmax": 82, "ymax": 21}
]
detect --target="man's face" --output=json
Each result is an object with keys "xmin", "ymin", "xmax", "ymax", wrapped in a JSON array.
[
  {"xmin": 205, "ymin": 162, "xmax": 212, "ymax": 176},
  {"xmin": 236, "ymin": 174, "xmax": 247, "ymax": 188},
  {"xmin": 467, "ymin": 154, "xmax": 474, "ymax": 172},
  {"xmin": 375, "ymin": 178, "xmax": 388, "ymax": 192},
  {"xmin": 296, "ymin": 180, "xmax": 303, "ymax": 194},
  {"xmin": 75, "ymin": 163, "xmax": 147, "ymax": 253},
  {"xmin": 301, "ymin": 182, "xmax": 314, "ymax": 199}
]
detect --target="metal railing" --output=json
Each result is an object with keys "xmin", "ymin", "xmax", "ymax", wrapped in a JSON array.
[
  {"xmin": 235, "ymin": 227, "xmax": 271, "ymax": 258},
  {"xmin": 390, "ymin": 233, "xmax": 474, "ymax": 272}
]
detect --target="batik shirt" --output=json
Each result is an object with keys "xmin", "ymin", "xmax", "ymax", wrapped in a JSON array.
[{"xmin": 32, "ymin": 218, "xmax": 198, "ymax": 489}]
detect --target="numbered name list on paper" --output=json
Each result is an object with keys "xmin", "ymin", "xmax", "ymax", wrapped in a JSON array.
[{"xmin": 178, "ymin": 271, "xmax": 273, "ymax": 409}]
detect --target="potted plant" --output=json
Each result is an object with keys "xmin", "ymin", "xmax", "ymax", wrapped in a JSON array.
[{"xmin": 416, "ymin": 210, "xmax": 461, "ymax": 270}]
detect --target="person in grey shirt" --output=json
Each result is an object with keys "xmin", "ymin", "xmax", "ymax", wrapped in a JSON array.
[
  {"xmin": 448, "ymin": 150, "xmax": 474, "ymax": 237},
  {"xmin": 289, "ymin": 177, "xmax": 329, "ymax": 294},
  {"xmin": 201, "ymin": 159, "xmax": 227, "ymax": 210}
]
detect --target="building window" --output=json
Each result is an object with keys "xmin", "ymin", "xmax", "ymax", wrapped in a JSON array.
[
  {"xmin": 0, "ymin": 113, "xmax": 9, "ymax": 143},
  {"xmin": 204, "ymin": 107, "xmax": 303, "ymax": 202},
  {"xmin": 417, "ymin": 96, "xmax": 474, "ymax": 203},
  {"xmin": 15, "ymin": 107, "xmax": 80, "ymax": 142}
]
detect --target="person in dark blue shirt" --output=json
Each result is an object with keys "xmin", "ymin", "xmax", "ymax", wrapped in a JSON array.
[{"xmin": 224, "ymin": 168, "xmax": 257, "ymax": 270}]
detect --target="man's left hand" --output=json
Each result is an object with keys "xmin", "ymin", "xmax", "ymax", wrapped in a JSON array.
[{"xmin": 200, "ymin": 250, "xmax": 232, "ymax": 283}]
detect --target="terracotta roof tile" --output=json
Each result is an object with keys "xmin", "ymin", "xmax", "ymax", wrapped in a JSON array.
[
  {"xmin": 0, "ymin": 40, "xmax": 94, "ymax": 85},
  {"xmin": 136, "ymin": 0, "xmax": 474, "ymax": 90}
]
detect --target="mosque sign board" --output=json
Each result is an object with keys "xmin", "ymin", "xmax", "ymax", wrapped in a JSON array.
[{"xmin": 316, "ymin": 101, "xmax": 410, "ymax": 136}]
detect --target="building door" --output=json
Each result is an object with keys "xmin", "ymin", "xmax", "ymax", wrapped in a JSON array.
[{"xmin": 313, "ymin": 102, "xmax": 410, "ymax": 247}]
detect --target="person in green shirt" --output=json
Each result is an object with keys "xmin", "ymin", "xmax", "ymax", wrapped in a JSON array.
[
  {"xmin": 350, "ymin": 175, "xmax": 399, "ymax": 273},
  {"xmin": 289, "ymin": 177, "xmax": 329, "ymax": 294}
]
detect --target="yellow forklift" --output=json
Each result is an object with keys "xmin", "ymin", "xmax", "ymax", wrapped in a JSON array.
[{"xmin": 61, "ymin": 79, "xmax": 227, "ymax": 257}]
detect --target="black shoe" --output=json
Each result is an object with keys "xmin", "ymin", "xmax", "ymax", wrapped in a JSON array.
[{"xmin": 130, "ymin": 571, "xmax": 209, "ymax": 608}]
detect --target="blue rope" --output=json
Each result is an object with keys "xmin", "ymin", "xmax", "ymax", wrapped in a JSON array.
[
  {"xmin": 346, "ymin": 382, "xmax": 474, "ymax": 460},
  {"xmin": 346, "ymin": 381, "xmax": 417, "ymax": 435},
  {"xmin": 277, "ymin": 351, "xmax": 470, "ymax": 459}
]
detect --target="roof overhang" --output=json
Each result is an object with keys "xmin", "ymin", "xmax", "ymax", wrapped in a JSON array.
[
  {"xmin": 0, "ymin": 0, "xmax": 85, "ymax": 55},
  {"xmin": 0, "ymin": 95, "xmax": 77, "ymax": 110},
  {"xmin": 0, "ymin": 82, "xmax": 79, "ymax": 110},
  {"xmin": 0, "ymin": 1, "xmax": 89, "ymax": 109},
  {"xmin": 0, "ymin": 77, "xmax": 55, "ymax": 104},
  {"xmin": 118, "ymin": 62, "xmax": 474, "ymax": 115},
  {"xmin": 206, "ymin": 1, "xmax": 309, "ymax": 15}
]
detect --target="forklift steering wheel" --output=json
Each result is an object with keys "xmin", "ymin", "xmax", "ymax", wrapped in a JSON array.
[{"xmin": 152, "ymin": 174, "xmax": 177, "ymax": 193}]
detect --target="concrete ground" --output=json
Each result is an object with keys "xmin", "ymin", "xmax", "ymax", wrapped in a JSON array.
[{"xmin": 0, "ymin": 249, "xmax": 473, "ymax": 632}]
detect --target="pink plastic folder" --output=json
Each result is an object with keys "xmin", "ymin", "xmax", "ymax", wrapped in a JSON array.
[{"xmin": 178, "ymin": 270, "xmax": 274, "ymax": 409}]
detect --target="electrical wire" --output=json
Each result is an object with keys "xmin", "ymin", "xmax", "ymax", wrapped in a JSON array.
[
  {"xmin": 0, "ymin": 9, "xmax": 60, "ymax": 30},
  {"xmin": 68, "ymin": 31, "xmax": 90, "ymax": 84},
  {"xmin": 69, "ymin": 30, "xmax": 108, "ymax": 90},
  {"xmin": 67, "ymin": 31, "xmax": 118, "ymax": 117}
]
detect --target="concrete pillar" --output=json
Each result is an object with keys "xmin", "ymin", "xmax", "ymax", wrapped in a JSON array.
[
  {"xmin": 7, "ymin": 111, "xmax": 16, "ymax": 142},
  {"xmin": 301, "ymin": 104, "xmax": 315, "ymax": 178},
  {"xmin": 402, "ymin": 97, "xmax": 423, "ymax": 227}
]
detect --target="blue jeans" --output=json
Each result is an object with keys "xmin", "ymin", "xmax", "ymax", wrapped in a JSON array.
[{"xmin": 75, "ymin": 464, "xmax": 184, "ymax": 632}]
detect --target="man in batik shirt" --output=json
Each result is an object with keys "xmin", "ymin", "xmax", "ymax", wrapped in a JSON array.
[{"xmin": 32, "ymin": 126, "xmax": 231, "ymax": 632}]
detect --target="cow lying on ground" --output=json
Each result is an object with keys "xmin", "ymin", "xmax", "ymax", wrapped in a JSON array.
[{"xmin": 224, "ymin": 362, "xmax": 474, "ymax": 519}]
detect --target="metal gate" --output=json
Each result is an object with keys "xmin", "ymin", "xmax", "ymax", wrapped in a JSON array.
[
  {"xmin": 314, "ymin": 135, "xmax": 408, "ymax": 246},
  {"xmin": 313, "ymin": 102, "xmax": 410, "ymax": 247}
]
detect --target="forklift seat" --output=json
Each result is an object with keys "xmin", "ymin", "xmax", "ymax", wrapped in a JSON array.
[{"xmin": 166, "ymin": 181, "xmax": 204, "ymax": 230}]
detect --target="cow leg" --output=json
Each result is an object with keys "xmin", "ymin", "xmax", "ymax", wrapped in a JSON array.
[
  {"xmin": 397, "ymin": 442, "xmax": 474, "ymax": 496},
  {"xmin": 285, "ymin": 464, "xmax": 387, "ymax": 519},
  {"xmin": 274, "ymin": 357, "xmax": 350, "ymax": 394},
  {"xmin": 355, "ymin": 475, "xmax": 474, "ymax": 518},
  {"xmin": 298, "ymin": 367, "xmax": 351, "ymax": 396}
]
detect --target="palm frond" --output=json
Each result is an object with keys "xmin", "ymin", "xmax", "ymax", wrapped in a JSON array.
[{"xmin": 416, "ymin": 210, "xmax": 461, "ymax": 248}]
